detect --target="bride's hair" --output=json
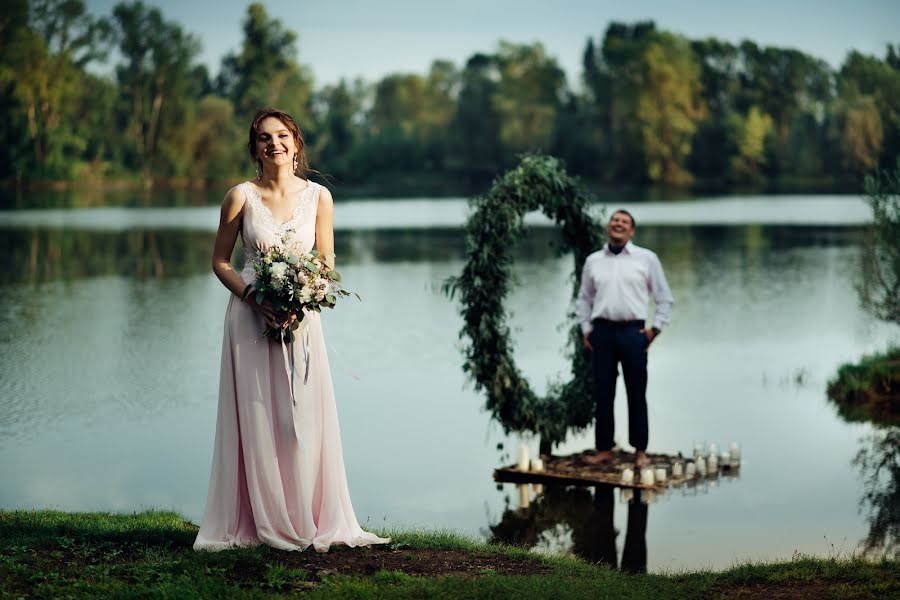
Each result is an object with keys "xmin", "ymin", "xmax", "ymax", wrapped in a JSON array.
[{"xmin": 248, "ymin": 108, "xmax": 309, "ymax": 176}]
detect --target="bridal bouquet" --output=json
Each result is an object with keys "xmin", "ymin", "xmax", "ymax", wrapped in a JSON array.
[{"xmin": 243, "ymin": 231, "xmax": 355, "ymax": 342}]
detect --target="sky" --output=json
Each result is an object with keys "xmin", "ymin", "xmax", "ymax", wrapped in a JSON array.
[{"xmin": 84, "ymin": 0, "xmax": 900, "ymax": 87}]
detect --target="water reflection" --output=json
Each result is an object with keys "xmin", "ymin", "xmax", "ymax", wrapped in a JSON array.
[
  {"xmin": 0, "ymin": 229, "xmax": 219, "ymax": 283},
  {"xmin": 854, "ymin": 427, "xmax": 900, "ymax": 557},
  {"xmin": 489, "ymin": 484, "xmax": 648, "ymax": 572},
  {"xmin": 0, "ymin": 224, "xmax": 863, "ymax": 285}
]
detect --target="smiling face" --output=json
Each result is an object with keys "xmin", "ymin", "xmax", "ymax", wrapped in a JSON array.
[
  {"xmin": 607, "ymin": 210, "xmax": 635, "ymax": 245},
  {"xmin": 253, "ymin": 116, "xmax": 297, "ymax": 169}
]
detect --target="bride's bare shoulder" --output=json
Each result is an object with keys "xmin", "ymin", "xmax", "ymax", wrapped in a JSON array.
[
  {"xmin": 220, "ymin": 183, "xmax": 250, "ymax": 218},
  {"xmin": 317, "ymin": 185, "xmax": 334, "ymax": 211}
]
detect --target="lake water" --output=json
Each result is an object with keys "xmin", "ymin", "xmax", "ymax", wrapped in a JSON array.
[{"xmin": 0, "ymin": 192, "xmax": 897, "ymax": 572}]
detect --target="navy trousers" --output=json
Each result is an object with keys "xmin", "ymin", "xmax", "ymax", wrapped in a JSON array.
[{"xmin": 589, "ymin": 321, "xmax": 649, "ymax": 451}]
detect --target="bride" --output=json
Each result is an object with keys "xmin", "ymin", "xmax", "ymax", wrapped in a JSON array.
[{"xmin": 194, "ymin": 107, "xmax": 389, "ymax": 552}]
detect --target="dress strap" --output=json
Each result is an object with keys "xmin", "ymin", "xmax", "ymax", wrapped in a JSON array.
[{"xmin": 306, "ymin": 182, "xmax": 321, "ymax": 222}]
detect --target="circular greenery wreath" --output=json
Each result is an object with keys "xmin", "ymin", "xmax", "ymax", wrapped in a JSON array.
[{"xmin": 444, "ymin": 154, "xmax": 604, "ymax": 450}]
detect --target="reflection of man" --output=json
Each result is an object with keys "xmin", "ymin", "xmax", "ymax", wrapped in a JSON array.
[
  {"xmin": 575, "ymin": 210, "xmax": 674, "ymax": 467},
  {"xmin": 575, "ymin": 486, "xmax": 648, "ymax": 573}
]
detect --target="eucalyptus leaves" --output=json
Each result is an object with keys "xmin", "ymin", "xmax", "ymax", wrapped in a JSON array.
[
  {"xmin": 244, "ymin": 230, "xmax": 353, "ymax": 342},
  {"xmin": 444, "ymin": 154, "xmax": 604, "ymax": 450}
]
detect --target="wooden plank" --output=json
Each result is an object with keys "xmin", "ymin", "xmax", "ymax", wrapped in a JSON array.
[{"xmin": 493, "ymin": 449, "xmax": 740, "ymax": 490}]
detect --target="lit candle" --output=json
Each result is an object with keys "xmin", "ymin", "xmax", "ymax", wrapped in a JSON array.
[
  {"xmin": 685, "ymin": 462, "xmax": 696, "ymax": 478},
  {"xmin": 708, "ymin": 453, "xmax": 719, "ymax": 471},
  {"xmin": 729, "ymin": 442, "xmax": 741, "ymax": 466},
  {"xmin": 719, "ymin": 452, "xmax": 731, "ymax": 467},
  {"xmin": 530, "ymin": 458, "xmax": 544, "ymax": 472},
  {"xmin": 696, "ymin": 456, "xmax": 707, "ymax": 476},
  {"xmin": 641, "ymin": 467, "xmax": 655, "ymax": 486},
  {"xmin": 672, "ymin": 462, "xmax": 683, "ymax": 478},
  {"xmin": 655, "ymin": 467, "xmax": 667, "ymax": 483},
  {"xmin": 517, "ymin": 444, "xmax": 530, "ymax": 471},
  {"xmin": 518, "ymin": 483, "xmax": 530, "ymax": 509},
  {"xmin": 621, "ymin": 468, "xmax": 635, "ymax": 484},
  {"xmin": 693, "ymin": 443, "xmax": 704, "ymax": 459}
]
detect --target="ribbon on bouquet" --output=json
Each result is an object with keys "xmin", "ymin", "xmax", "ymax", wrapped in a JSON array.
[{"xmin": 278, "ymin": 322, "xmax": 311, "ymax": 448}]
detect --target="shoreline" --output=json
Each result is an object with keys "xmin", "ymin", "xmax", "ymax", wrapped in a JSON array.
[{"xmin": 1, "ymin": 509, "xmax": 896, "ymax": 598}]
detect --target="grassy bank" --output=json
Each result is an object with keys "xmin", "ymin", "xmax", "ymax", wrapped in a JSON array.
[
  {"xmin": 828, "ymin": 346, "xmax": 900, "ymax": 426},
  {"xmin": 1, "ymin": 510, "xmax": 898, "ymax": 598}
]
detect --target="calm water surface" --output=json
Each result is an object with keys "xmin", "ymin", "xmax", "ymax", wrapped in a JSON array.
[{"xmin": 0, "ymin": 193, "xmax": 896, "ymax": 572}]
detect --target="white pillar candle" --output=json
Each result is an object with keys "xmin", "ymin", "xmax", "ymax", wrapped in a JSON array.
[
  {"xmin": 708, "ymin": 443, "xmax": 719, "ymax": 457},
  {"xmin": 719, "ymin": 452, "xmax": 731, "ymax": 467},
  {"xmin": 685, "ymin": 462, "xmax": 696, "ymax": 478},
  {"xmin": 672, "ymin": 462, "xmax": 684, "ymax": 478},
  {"xmin": 640, "ymin": 467, "xmax": 655, "ymax": 486},
  {"xmin": 517, "ymin": 444, "xmax": 530, "ymax": 471},
  {"xmin": 518, "ymin": 483, "xmax": 530, "ymax": 509},
  {"xmin": 696, "ymin": 456, "xmax": 707, "ymax": 476},
  {"xmin": 729, "ymin": 442, "xmax": 741, "ymax": 465},
  {"xmin": 708, "ymin": 453, "xmax": 719, "ymax": 471},
  {"xmin": 655, "ymin": 467, "xmax": 667, "ymax": 483},
  {"xmin": 693, "ymin": 443, "xmax": 704, "ymax": 459},
  {"xmin": 621, "ymin": 467, "xmax": 635, "ymax": 484},
  {"xmin": 530, "ymin": 458, "xmax": 544, "ymax": 472}
]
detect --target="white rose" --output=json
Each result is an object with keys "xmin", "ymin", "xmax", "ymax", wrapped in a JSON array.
[{"xmin": 270, "ymin": 262, "xmax": 288, "ymax": 280}]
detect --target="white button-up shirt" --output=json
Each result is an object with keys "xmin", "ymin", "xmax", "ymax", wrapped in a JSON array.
[{"xmin": 575, "ymin": 241, "xmax": 674, "ymax": 334}]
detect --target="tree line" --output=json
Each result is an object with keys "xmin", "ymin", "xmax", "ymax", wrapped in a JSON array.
[{"xmin": 2, "ymin": 0, "xmax": 899, "ymax": 190}]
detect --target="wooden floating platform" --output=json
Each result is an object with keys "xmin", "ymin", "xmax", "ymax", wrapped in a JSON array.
[{"xmin": 494, "ymin": 449, "xmax": 740, "ymax": 490}]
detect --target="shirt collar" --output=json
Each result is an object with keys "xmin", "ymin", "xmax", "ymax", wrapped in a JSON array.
[{"xmin": 604, "ymin": 240, "xmax": 634, "ymax": 255}]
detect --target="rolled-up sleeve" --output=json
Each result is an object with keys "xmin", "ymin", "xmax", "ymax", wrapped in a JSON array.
[
  {"xmin": 648, "ymin": 253, "xmax": 674, "ymax": 329},
  {"xmin": 575, "ymin": 257, "xmax": 596, "ymax": 334}
]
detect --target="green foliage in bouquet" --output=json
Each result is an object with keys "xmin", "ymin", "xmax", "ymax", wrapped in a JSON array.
[
  {"xmin": 243, "ymin": 239, "xmax": 354, "ymax": 343},
  {"xmin": 444, "ymin": 154, "xmax": 604, "ymax": 450}
]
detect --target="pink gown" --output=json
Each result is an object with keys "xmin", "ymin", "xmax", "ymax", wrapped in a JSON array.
[{"xmin": 194, "ymin": 181, "xmax": 389, "ymax": 552}]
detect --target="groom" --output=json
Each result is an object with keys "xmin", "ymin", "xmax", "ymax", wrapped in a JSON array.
[{"xmin": 575, "ymin": 210, "xmax": 674, "ymax": 467}]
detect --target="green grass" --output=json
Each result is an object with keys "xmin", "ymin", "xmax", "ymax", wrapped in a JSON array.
[
  {"xmin": 828, "ymin": 345, "xmax": 900, "ymax": 426},
  {"xmin": 1, "ymin": 509, "xmax": 898, "ymax": 599}
]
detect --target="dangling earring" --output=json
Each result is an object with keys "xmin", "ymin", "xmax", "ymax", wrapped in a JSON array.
[
  {"xmin": 292, "ymin": 153, "xmax": 299, "ymax": 174},
  {"xmin": 255, "ymin": 160, "xmax": 261, "ymax": 179}
]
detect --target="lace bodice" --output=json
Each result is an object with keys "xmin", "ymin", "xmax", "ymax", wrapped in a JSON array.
[{"xmin": 238, "ymin": 180, "xmax": 320, "ymax": 281}]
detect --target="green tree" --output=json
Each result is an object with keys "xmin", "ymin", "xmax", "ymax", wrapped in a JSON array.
[
  {"xmin": 597, "ymin": 21, "xmax": 658, "ymax": 182},
  {"xmin": 689, "ymin": 38, "xmax": 741, "ymax": 181},
  {"xmin": 839, "ymin": 50, "xmax": 900, "ymax": 171},
  {"xmin": 421, "ymin": 60, "xmax": 459, "ymax": 170},
  {"xmin": 217, "ymin": 3, "xmax": 314, "ymax": 127},
  {"xmin": 636, "ymin": 33, "xmax": 705, "ymax": 185},
  {"xmin": 181, "ymin": 96, "xmax": 244, "ymax": 182},
  {"xmin": 313, "ymin": 78, "xmax": 366, "ymax": 178},
  {"xmin": 363, "ymin": 60, "xmax": 459, "ymax": 174},
  {"xmin": 859, "ymin": 160, "xmax": 900, "ymax": 325},
  {"xmin": 728, "ymin": 106, "xmax": 774, "ymax": 183},
  {"xmin": 0, "ymin": 0, "xmax": 110, "ymax": 177},
  {"xmin": 451, "ymin": 53, "xmax": 502, "ymax": 181},
  {"xmin": 830, "ymin": 91, "xmax": 884, "ymax": 176},
  {"xmin": 111, "ymin": 1, "xmax": 201, "ymax": 180},
  {"xmin": 493, "ymin": 41, "xmax": 566, "ymax": 163}
]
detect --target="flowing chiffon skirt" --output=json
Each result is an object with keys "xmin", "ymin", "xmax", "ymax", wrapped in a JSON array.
[{"xmin": 194, "ymin": 293, "xmax": 389, "ymax": 552}]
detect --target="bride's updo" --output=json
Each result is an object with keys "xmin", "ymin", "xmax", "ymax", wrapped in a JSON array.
[{"xmin": 248, "ymin": 108, "xmax": 309, "ymax": 176}]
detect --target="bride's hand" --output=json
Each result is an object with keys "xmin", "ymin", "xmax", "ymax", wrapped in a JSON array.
[
  {"xmin": 272, "ymin": 310, "xmax": 299, "ymax": 331},
  {"xmin": 250, "ymin": 298, "xmax": 282, "ymax": 329}
]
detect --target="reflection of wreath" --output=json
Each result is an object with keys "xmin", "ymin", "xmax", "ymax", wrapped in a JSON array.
[{"xmin": 444, "ymin": 154, "xmax": 604, "ymax": 450}]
